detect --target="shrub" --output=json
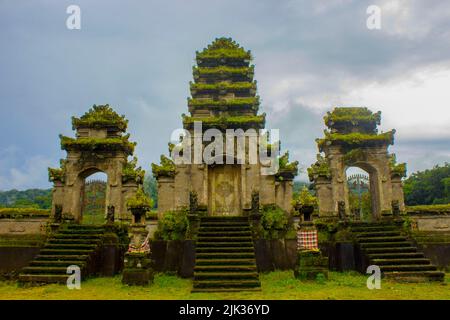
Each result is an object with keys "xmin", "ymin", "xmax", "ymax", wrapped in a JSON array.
[
  {"xmin": 261, "ymin": 205, "xmax": 289, "ymax": 239},
  {"xmin": 156, "ymin": 210, "xmax": 188, "ymax": 240},
  {"xmin": 292, "ymin": 186, "xmax": 317, "ymax": 208}
]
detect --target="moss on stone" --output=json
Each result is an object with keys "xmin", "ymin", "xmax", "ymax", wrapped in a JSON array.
[
  {"xmin": 122, "ymin": 157, "xmax": 145, "ymax": 183},
  {"xmin": 389, "ymin": 154, "xmax": 407, "ymax": 178},
  {"xmin": 342, "ymin": 148, "xmax": 366, "ymax": 164},
  {"xmin": 193, "ymin": 65, "xmax": 254, "ymax": 77},
  {"xmin": 307, "ymin": 154, "xmax": 331, "ymax": 181},
  {"xmin": 317, "ymin": 130, "xmax": 395, "ymax": 151},
  {"xmin": 406, "ymin": 204, "xmax": 450, "ymax": 213},
  {"xmin": 196, "ymin": 37, "xmax": 252, "ymax": 61},
  {"xmin": 293, "ymin": 186, "xmax": 318, "ymax": 208},
  {"xmin": 60, "ymin": 135, "xmax": 136, "ymax": 155},
  {"xmin": 71, "ymin": 104, "xmax": 128, "ymax": 132},
  {"xmin": 324, "ymin": 107, "xmax": 381, "ymax": 127},
  {"xmin": 278, "ymin": 151, "xmax": 299, "ymax": 172},
  {"xmin": 48, "ymin": 159, "xmax": 67, "ymax": 183},
  {"xmin": 126, "ymin": 186, "xmax": 153, "ymax": 209},
  {"xmin": 190, "ymin": 81, "xmax": 256, "ymax": 92},
  {"xmin": 182, "ymin": 114, "xmax": 265, "ymax": 128},
  {"xmin": 187, "ymin": 97, "xmax": 259, "ymax": 109},
  {"xmin": 0, "ymin": 208, "xmax": 50, "ymax": 218},
  {"xmin": 151, "ymin": 155, "xmax": 176, "ymax": 178}
]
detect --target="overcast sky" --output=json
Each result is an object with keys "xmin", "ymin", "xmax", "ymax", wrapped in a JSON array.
[{"xmin": 1, "ymin": 0, "xmax": 449, "ymax": 190}]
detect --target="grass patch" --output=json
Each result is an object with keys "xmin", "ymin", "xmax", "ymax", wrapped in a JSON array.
[{"xmin": 0, "ymin": 272, "xmax": 448, "ymax": 300}]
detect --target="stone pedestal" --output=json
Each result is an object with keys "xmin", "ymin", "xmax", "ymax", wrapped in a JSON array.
[
  {"xmin": 294, "ymin": 250, "xmax": 329, "ymax": 280},
  {"xmin": 122, "ymin": 252, "xmax": 154, "ymax": 286},
  {"xmin": 122, "ymin": 223, "xmax": 154, "ymax": 286}
]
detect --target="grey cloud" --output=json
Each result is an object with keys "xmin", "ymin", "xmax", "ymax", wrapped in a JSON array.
[{"xmin": 0, "ymin": 0, "xmax": 449, "ymax": 189}]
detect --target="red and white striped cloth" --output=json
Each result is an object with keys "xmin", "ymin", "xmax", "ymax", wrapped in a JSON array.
[
  {"xmin": 297, "ymin": 230, "xmax": 319, "ymax": 251},
  {"xmin": 128, "ymin": 231, "xmax": 151, "ymax": 254}
]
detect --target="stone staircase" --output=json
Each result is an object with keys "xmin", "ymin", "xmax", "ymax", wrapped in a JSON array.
[
  {"xmin": 18, "ymin": 224, "xmax": 104, "ymax": 284},
  {"xmin": 352, "ymin": 222, "xmax": 445, "ymax": 282},
  {"xmin": 192, "ymin": 216, "xmax": 261, "ymax": 292}
]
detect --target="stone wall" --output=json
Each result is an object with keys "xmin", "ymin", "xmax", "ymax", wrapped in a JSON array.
[
  {"xmin": 0, "ymin": 218, "xmax": 48, "ymax": 236},
  {"xmin": 149, "ymin": 239, "xmax": 355, "ymax": 277}
]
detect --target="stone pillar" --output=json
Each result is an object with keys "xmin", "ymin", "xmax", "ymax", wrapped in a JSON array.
[
  {"xmin": 156, "ymin": 176, "xmax": 175, "ymax": 217},
  {"xmin": 390, "ymin": 176, "xmax": 405, "ymax": 212},
  {"xmin": 315, "ymin": 177, "xmax": 334, "ymax": 217}
]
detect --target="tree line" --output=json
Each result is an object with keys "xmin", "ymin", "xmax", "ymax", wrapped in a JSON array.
[{"xmin": 0, "ymin": 163, "xmax": 448, "ymax": 209}]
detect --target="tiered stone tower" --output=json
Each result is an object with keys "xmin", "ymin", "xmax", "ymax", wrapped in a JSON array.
[{"xmin": 153, "ymin": 37, "xmax": 298, "ymax": 216}]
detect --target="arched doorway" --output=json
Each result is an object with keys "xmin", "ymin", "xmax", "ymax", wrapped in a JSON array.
[
  {"xmin": 80, "ymin": 170, "xmax": 108, "ymax": 225},
  {"xmin": 345, "ymin": 164, "xmax": 381, "ymax": 221},
  {"xmin": 346, "ymin": 167, "xmax": 371, "ymax": 221}
]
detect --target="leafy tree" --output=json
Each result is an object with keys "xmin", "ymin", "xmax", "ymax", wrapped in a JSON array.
[
  {"xmin": 0, "ymin": 189, "xmax": 52, "ymax": 209},
  {"xmin": 143, "ymin": 174, "xmax": 158, "ymax": 208},
  {"xmin": 292, "ymin": 181, "xmax": 310, "ymax": 198},
  {"xmin": 403, "ymin": 163, "xmax": 450, "ymax": 205}
]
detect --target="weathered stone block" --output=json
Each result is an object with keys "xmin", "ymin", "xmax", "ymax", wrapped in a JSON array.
[
  {"xmin": 122, "ymin": 252, "xmax": 153, "ymax": 286},
  {"xmin": 294, "ymin": 250, "xmax": 329, "ymax": 280}
]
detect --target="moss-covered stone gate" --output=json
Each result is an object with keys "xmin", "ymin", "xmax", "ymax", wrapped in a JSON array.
[
  {"xmin": 308, "ymin": 107, "xmax": 407, "ymax": 220},
  {"xmin": 48, "ymin": 105, "xmax": 144, "ymax": 223}
]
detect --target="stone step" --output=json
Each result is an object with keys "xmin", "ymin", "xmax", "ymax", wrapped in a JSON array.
[
  {"xmin": 193, "ymin": 279, "xmax": 261, "ymax": 289},
  {"xmin": 198, "ymin": 231, "xmax": 252, "ymax": 237},
  {"xmin": 360, "ymin": 241, "xmax": 413, "ymax": 249},
  {"xmin": 358, "ymin": 236, "xmax": 408, "ymax": 243},
  {"xmin": 194, "ymin": 272, "xmax": 259, "ymax": 281},
  {"xmin": 363, "ymin": 247, "xmax": 418, "ymax": 254},
  {"xmin": 39, "ymin": 249, "xmax": 94, "ymax": 255},
  {"xmin": 195, "ymin": 258, "xmax": 256, "ymax": 266},
  {"xmin": 356, "ymin": 231, "xmax": 402, "ymax": 238},
  {"xmin": 34, "ymin": 254, "xmax": 89, "ymax": 261},
  {"xmin": 66, "ymin": 225, "xmax": 104, "ymax": 230},
  {"xmin": 194, "ymin": 216, "xmax": 260, "ymax": 292},
  {"xmin": 58, "ymin": 230, "xmax": 104, "ymax": 235},
  {"xmin": 199, "ymin": 226, "xmax": 251, "ymax": 232},
  {"xmin": 367, "ymin": 252, "xmax": 425, "ymax": 259},
  {"xmin": 380, "ymin": 264, "xmax": 437, "ymax": 272},
  {"xmin": 195, "ymin": 252, "xmax": 256, "ymax": 259},
  {"xmin": 197, "ymin": 236, "xmax": 253, "ymax": 242},
  {"xmin": 18, "ymin": 274, "xmax": 69, "ymax": 284},
  {"xmin": 383, "ymin": 271, "xmax": 445, "ymax": 282},
  {"xmin": 351, "ymin": 226, "xmax": 398, "ymax": 233},
  {"xmin": 48, "ymin": 239, "xmax": 101, "ymax": 245},
  {"xmin": 53, "ymin": 234, "xmax": 103, "ymax": 240},
  {"xmin": 200, "ymin": 222, "xmax": 250, "ymax": 228},
  {"xmin": 195, "ymin": 265, "xmax": 257, "ymax": 272},
  {"xmin": 22, "ymin": 266, "xmax": 83, "ymax": 275},
  {"xmin": 30, "ymin": 260, "xmax": 87, "ymax": 267},
  {"xmin": 351, "ymin": 222, "xmax": 398, "ymax": 227},
  {"xmin": 197, "ymin": 242, "xmax": 253, "ymax": 248},
  {"xmin": 43, "ymin": 243, "xmax": 98, "ymax": 250},
  {"xmin": 371, "ymin": 258, "xmax": 431, "ymax": 266},
  {"xmin": 196, "ymin": 247, "xmax": 255, "ymax": 253},
  {"xmin": 201, "ymin": 217, "xmax": 249, "ymax": 222}
]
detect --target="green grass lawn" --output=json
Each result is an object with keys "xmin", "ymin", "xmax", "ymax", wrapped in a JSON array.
[{"xmin": 0, "ymin": 271, "xmax": 449, "ymax": 300}]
